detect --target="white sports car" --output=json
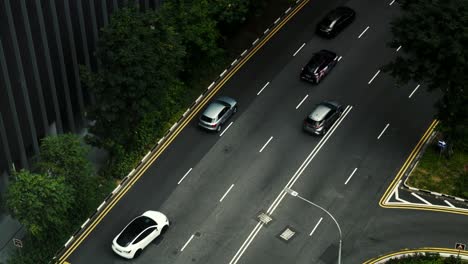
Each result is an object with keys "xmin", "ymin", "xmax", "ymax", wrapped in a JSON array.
[{"xmin": 112, "ymin": 211, "xmax": 169, "ymax": 259}]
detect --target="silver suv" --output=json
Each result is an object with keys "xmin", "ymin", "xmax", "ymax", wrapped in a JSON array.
[
  {"xmin": 303, "ymin": 101, "xmax": 343, "ymax": 135},
  {"xmin": 199, "ymin": 96, "xmax": 237, "ymax": 132}
]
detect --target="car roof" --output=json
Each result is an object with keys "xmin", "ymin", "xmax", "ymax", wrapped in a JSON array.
[
  {"xmin": 308, "ymin": 102, "xmax": 336, "ymax": 121},
  {"xmin": 306, "ymin": 50, "xmax": 336, "ymax": 69},
  {"xmin": 202, "ymin": 101, "xmax": 226, "ymax": 119},
  {"xmin": 117, "ymin": 216, "xmax": 156, "ymax": 247}
]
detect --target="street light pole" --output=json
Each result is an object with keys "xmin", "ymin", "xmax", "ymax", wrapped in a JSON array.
[{"xmin": 284, "ymin": 188, "xmax": 342, "ymax": 264}]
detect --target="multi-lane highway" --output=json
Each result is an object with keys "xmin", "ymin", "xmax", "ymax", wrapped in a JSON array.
[{"xmin": 61, "ymin": 0, "xmax": 468, "ymax": 263}]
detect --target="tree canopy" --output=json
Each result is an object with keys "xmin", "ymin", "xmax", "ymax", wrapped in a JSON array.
[
  {"xmin": 36, "ymin": 134, "xmax": 95, "ymax": 216},
  {"xmin": 6, "ymin": 170, "xmax": 73, "ymax": 239},
  {"xmin": 81, "ymin": 7, "xmax": 185, "ymax": 152},
  {"xmin": 384, "ymin": 0, "xmax": 468, "ymax": 145}
]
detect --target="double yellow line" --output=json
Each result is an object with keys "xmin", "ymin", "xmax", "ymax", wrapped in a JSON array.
[
  {"xmin": 363, "ymin": 247, "xmax": 468, "ymax": 263},
  {"xmin": 58, "ymin": 1, "xmax": 310, "ymax": 262},
  {"xmin": 379, "ymin": 119, "xmax": 468, "ymax": 215}
]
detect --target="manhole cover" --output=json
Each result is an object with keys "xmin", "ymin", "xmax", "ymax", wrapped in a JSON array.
[
  {"xmin": 257, "ymin": 212, "xmax": 273, "ymax": 226},
  {"xmin": 278, "ymin": 226, "xmax": 298, "ymax": 243}
]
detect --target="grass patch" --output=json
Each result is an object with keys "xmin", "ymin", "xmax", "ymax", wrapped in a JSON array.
[{"xmin": 407, "ymin": 141, "xmax": 468, "ymax": 199}]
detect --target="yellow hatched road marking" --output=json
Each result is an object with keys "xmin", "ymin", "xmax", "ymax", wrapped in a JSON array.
[{"xmin": 379, "ymin": 119, "xmax": 468, "ymax": 215}]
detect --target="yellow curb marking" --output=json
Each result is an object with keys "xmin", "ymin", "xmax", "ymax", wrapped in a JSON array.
[
  {"xmin": 379, "ymin": 119, "xmax": 468, "ymax": 216},
  {"xmin": 58, "ymin": 1, "xmax": 310, "ymax": 262}
]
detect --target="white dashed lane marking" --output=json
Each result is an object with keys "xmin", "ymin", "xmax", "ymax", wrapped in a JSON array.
[{"xmin": 259, "ymin": 136, "xmax": 274, "ymax": 153}]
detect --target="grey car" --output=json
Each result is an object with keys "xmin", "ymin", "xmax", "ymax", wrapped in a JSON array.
[
  {"xmin": 199, "ymin": 96, "xmax": 237, "ymax": 132},
  {"xmin": 303, "ymin": 101, "xmax": 343, "ymax": 135}
]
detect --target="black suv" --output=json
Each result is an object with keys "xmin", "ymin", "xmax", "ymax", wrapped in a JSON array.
[
  {"xmin": 300, "ymin": 50, "xmax": 338, "ymax": 84},
  {"xmin": 316, "ymin": 7, "xmax": 356, "ymax": 38}
]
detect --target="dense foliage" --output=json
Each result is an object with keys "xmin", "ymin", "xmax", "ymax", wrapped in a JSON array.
[
  {"xmin": 5, "ymin": 135, "xmax": 115, "ymax": 263},
  {"xmin": 386, "ymin": 253, "xmax": 465, "ymax": 263},
  {"xmin": 82, "ymin": 0, "xmax": 276, "ymax": 178},
  {"xmin": 81, "ymin": 7, "xmax": 186, "ymax": 155},
  {"xmin": 384, "ymin": 0, "xmax": 468, "ymax": 149}
]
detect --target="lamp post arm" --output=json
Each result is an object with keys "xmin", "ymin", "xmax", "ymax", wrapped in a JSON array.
[{"xmin": 295, "ymin": 194, "xmax": 342, "ymax": 238}]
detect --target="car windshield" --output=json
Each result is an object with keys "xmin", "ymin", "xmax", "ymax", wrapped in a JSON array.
[
  {"xmin": 201, "ymin": 115, "xmax": 214, "ymax": 123},
  {"xmin": 215, "ymin": 100, "xmax": 230, "ymax": 108},
  {"xmin": 117, "ymin": 216, "xmax": 156, "ymax": 247},
  {"xmin": 306, "ymin": 117, "xmax": 323, "ymax": 127},
  {"xmin": 322, "ymin": 17, "xmax": 337, "ymax": 28}
]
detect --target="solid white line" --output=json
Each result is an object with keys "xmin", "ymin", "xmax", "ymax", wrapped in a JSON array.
[
  {"xmin": 259, "ymin": 136, "xmax": 274, "ymax": 153},
  {"xmin": 177, "ymin": 168, "xmax": 193, "ymax": 185},
  {"xmin": 180, "ymin": 234, "xmax": 195, "ymax": 251},
  {"xmin": 220, "ymin": 122, "xmax": 234, "ymax": 137},
  {"xmin": 229, "ymin": 223, "xmax": 263, "ymax": 264},
  {"xmin": 293, "ymin": 43, "xmax": 306, "ymax": 56},
  {"xmin": 295, "ymin": 94, "xmax": 309, "ymax": 109},
  {"xmin": 358, "ymin": 26, "xmax": 370, "ymax": 38},
  {"xmin": 368, "ymin": 70, "xmax": 381, "ymax": 84},
  {"xmin": 377, "ymin": 123, "xmax": 390, "ymax": 139},
  {"xmin": 408, "ymin": 84, "xmax": 420, "ymax": 98},
  {"xmin": 395, "ymin": 187, "xmax": 410, "ymax": 203},
  {"xmin": 396, "ymin": 45, "xmax": 402, "ymax": 52},
  {"xmin": 268, "ymin": 106, "xmax": 353, "ymax": 215},
  {"xmin": 257, "ymin": 82, "xmax": 270, "ymax": 95},
  {"xmin": 309, "ymin": 217, "xmax": 323, "ymax": 236},
  {"xmin": 230, "ymin": 106, "xmax": 354, "ymax": 264},
  {"xmin": 338, "ymin": 56, "xmax": 342, "ymax": 62},
  {"xmin": 344, "ymin": 168, "xmax": 358, "ymax": 185},
  {"xmin": 411, "ymin": 192, "xmax": 432, "ymax": 205},
  {"xmin": 444, "ymin": 200, "xmax": 456, "ymax": 208},
  {"xmin": 389, "ymin": 0, "xmax": 396, "ymax": 5},
  {"xmin": 220, "ymin": 184, "xmax": 235, "ymax": 202}
]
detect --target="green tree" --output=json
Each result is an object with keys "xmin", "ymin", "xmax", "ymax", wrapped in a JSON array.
[
  {"xmin": 36, "ymin": 134, "xmax": 94, "ymax": 216},
  {"xmin": 160, "ymin": 0, "xmax": 222, "ymax": 76},
  {"xmin": 384, "ymin": 0, "xmax": 468, "ymax": 146},
  {"xmin": 210, "ymin": 0, "xmax": 251, "ymax": 33},
  {"xmin": 6, "ymin": 170, "xmax": 73, "ymax": 239},
  {"xmin": 81, "ymin": 7, "xmax": 185, "ymax": 153}
]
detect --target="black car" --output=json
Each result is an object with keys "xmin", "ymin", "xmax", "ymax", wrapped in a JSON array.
[
  {"xmin": 316, "ymin": 7, "xmax": 356, "ymax": 37},
  {"xmin": 303, "ymin": 101, "xmax": 343, "ymax": 135},
  {"xmin": 300, "ymin": 50, "xmax": 338, "ymax": 84}
]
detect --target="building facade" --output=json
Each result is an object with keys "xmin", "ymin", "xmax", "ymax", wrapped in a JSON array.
[{"xmin": 0, "ymin": 0, "xmax": 163, "ymax": 191}]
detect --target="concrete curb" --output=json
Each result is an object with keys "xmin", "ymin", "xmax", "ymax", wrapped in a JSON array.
[
  {"xmin": 52, "ymin": 0, "xmax": 310, "ymax": 262},
  {"xmin": 364, "ymin": 248, "xmax": 468, "ymax": 263}
]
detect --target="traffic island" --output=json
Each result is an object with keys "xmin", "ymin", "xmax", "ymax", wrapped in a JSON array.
[{"xmin": 363, "ymin": 247, "xmax": 468, "ymax": 263}]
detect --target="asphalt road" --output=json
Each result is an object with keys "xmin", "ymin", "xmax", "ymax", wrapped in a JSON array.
[{"xmin": 66, "ymin": 0, "xmax": 468, "ymax": 263}]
